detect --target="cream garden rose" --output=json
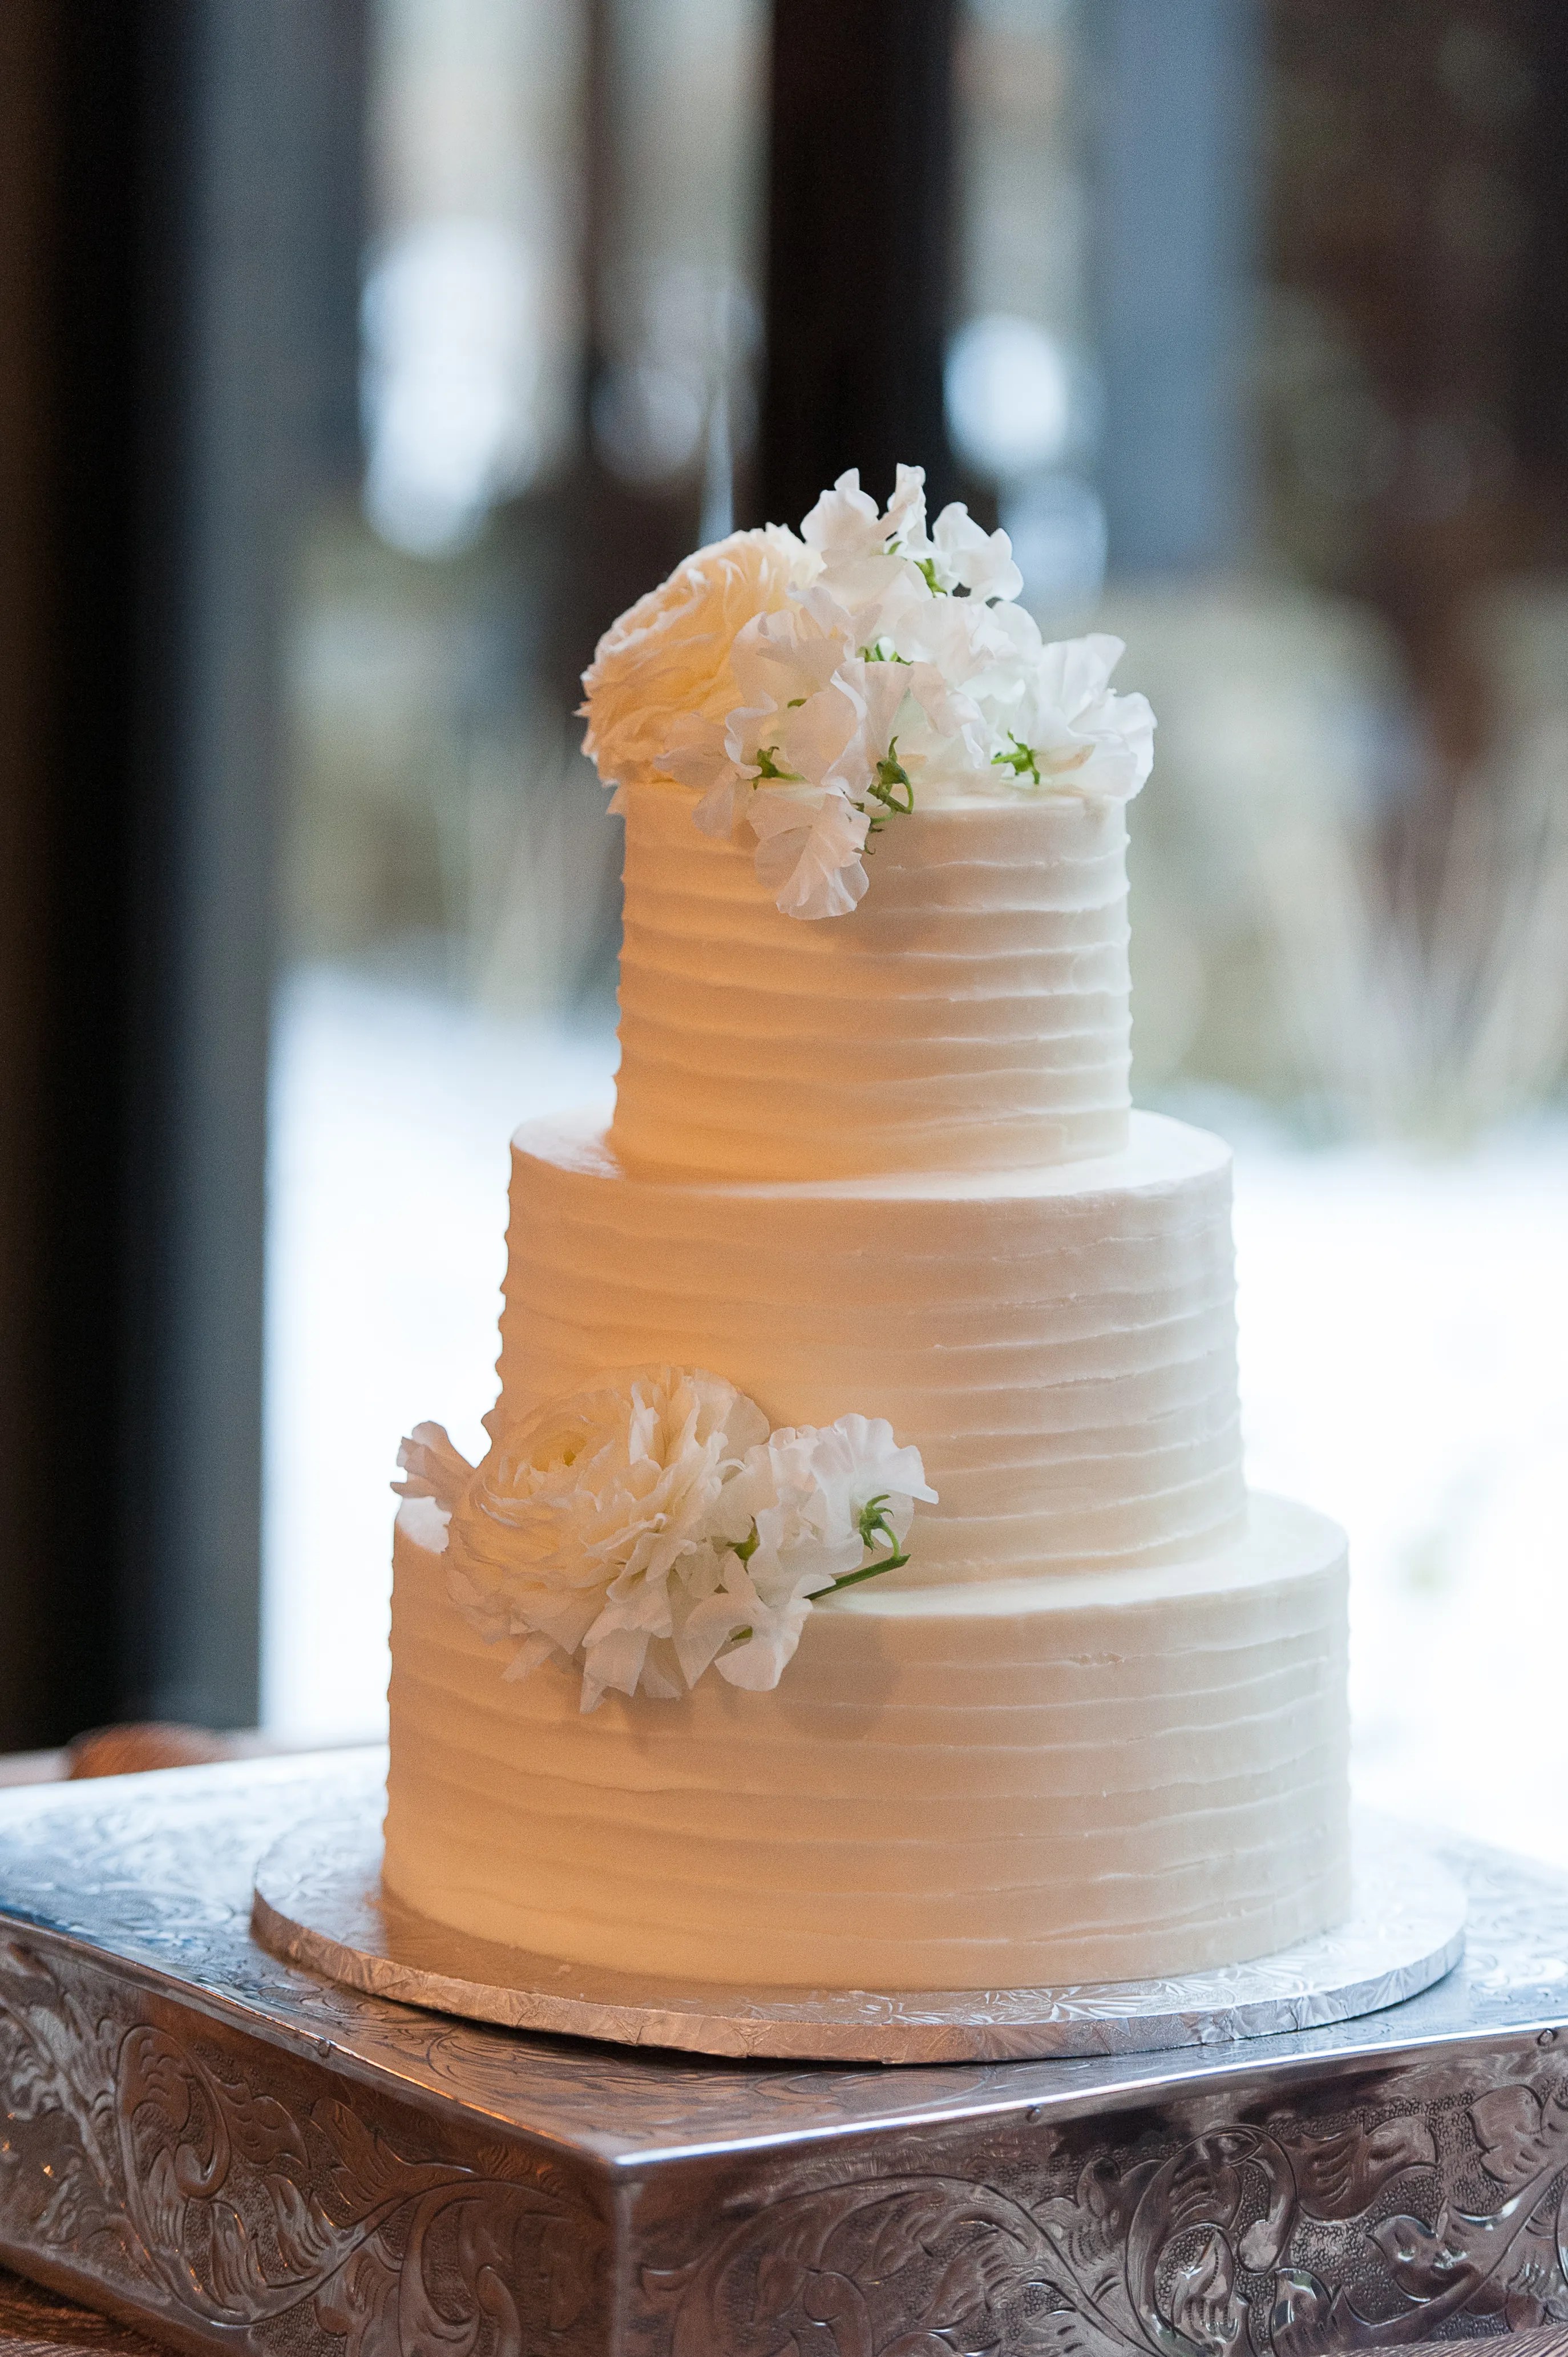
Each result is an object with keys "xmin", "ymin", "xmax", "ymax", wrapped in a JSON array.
[{"xmin": 579, "ymin": 525, "xmax": 818, "ymax": 798}]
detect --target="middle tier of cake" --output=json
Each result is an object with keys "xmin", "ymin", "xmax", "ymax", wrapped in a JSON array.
[{"xmin": 494, "ymin": 1107, "xmax": 1247, "ymax": 1581}]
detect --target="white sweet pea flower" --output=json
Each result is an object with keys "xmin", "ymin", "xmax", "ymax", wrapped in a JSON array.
[
  {"xmin": 782, "ymin": 1411, "xmax": 939, "ymax": 1557},
  {"xmin": 821, "ymin": 657, "xmax": 912, "ymax": 802},
  {"xmin": 677, "ymin": 1412, "xmax": 939, "ymax": 1690},
  {"xmin": 884, "ymin": 589, "xmax": 1003, "ymax": 704},
  {"xmin": 927, "ymin": 502, "xmax": 1024, "ymax": 602},
  {"xmin": 730, "ymin": 598, "xmax": 854, "ymax": 713},
  {"xmin": 662, "ymin": 704, "xmax": 771, "ymax": 837},
  {"xmin": 801, "ymin": 462, "xmax": 926, "ymax": 570},
  {"xmin": 884, "ymin": 462, "xmax": 931, "ymax": 550},
  {"xmin": 988, "ymin": 632, "xmax": 1156, "ymax": 801},
  {"xmin": 671, "ymin": 603, "xmax": 858, "ymax": 813},
  {"xmin": 799, "ymin": 468, "xmax": 883, "ymax": 564},
  {"xmin": 682, "ymin": 1561, "xmax": 817, "ymax": 1692},
  {"xmin": 801, "ymin": 464, "xmax": 934, "ymax": 612},
  {"xmin": 747, "ymin": 785, "xmax": 871, "ymax": 919}
]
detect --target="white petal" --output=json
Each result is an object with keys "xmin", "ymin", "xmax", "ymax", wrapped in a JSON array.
[
  {"xmin": 775, "ymin": 683, "xmax": 861, "ymax": 786},
  {"xmin": 500, "ymin": 1629, "xmax": 559, "ymax": 1682},
  {"xmin": 393, "ymin": 1421, "xmax": 474, "ymax": 1510},
  {"xmin": 749, "ymin": 789, "xmax": 870, "ymax": 920}
]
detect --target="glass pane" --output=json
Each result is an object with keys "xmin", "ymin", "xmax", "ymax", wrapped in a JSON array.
[
  {"xmin": 952, "ymin": 0, "xmax": 1568, "ymax": 1860},
  {"xmin": 264, "ymin": 0, "xmax": 765, "ymax": 1743}
]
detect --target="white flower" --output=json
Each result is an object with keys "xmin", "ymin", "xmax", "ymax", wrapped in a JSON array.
[
  {"xmin": 926, "ymin": 502, "xmax": 1024, "ymax": 601},
  {"xmin": 677, "ymin": 1412, "xmax": 938, "ymax": 1689},
  {"xmin": 771, "ymin": 1411, "xmax": 938, "ymax": 1562},
  {"xmin": 664, "ymin": 700, "xmax": 779, "ymax": 837},
  {"xmin": 990, "ymin": 631, "xmax": 1156, "ymax": 800},
  {"xmin": 801, "ymin": 462, "xmax": 927, "ymax": 583},
  {"xmin": 444, "ymin": 1366, "xmax": 767, "ymax": 1708},
  {"xmin": 580, "ymin": 526, "xmax": 817, "ymax": 796},
  {"xmin": 747, "ymin": 786, "xmax": 871, "ymax": 919},
  {"xmin": 421, "ymin": 1373, "xmax": 937, "ymax": 1707},
  {"xmin": 579, "ymin": 463, "xmax": 1159, "ymax": 921},
  {"xmin": 677, "ymin": 1559, "xmax": 817, "ymax": 1692},
  {"xmin": 393, "ymin": 1420, "xmax": 474, "ymax": 1513},
  {"xmin": 669, "ymin": 602, "xmax": 857, "ymax": 826}
]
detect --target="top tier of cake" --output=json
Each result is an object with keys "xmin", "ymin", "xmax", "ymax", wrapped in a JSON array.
[{"xmin": 611, "ymin": 781, "xmax": 1132, "ymax": 1182}]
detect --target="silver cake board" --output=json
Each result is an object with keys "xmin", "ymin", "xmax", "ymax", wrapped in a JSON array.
[
  {"xmin": 252, "ymin": 1793, "xmax": 1466, "ymax": 2063},
  {"xmin": 5, "ymin": 1749, "xmax": 1568, "ymax": 2357}
]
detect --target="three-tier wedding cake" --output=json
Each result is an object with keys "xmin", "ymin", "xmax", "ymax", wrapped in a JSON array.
[{"xmin": 384, "ymin": 467, "xmax": 1351, "ymax": 1991}]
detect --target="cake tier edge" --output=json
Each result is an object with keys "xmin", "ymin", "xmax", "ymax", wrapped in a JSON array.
[
  {"xmin": 492, "ymin": 1105, "xmax": 1249, "ymax": 1581},
  {"xmin": 385, "ymin": 1490, "xmax": 1351, "ymax": 1990}
]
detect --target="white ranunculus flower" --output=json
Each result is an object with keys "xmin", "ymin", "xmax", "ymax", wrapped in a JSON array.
[
  {"xmin": 445, "ymin": 1366, "xmax": 768, "ymax": 1707},
  {"xmin": 580, "ymin": 526, "xmax": 817, "ymax": 795}
]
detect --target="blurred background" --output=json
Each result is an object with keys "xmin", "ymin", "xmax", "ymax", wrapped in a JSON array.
[{"xmin": 5, "ymin": 1, "xmax": 1566, "ymax": 1850}]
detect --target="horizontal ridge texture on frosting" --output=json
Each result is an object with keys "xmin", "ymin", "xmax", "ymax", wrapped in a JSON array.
[
  {"xmin": 610, "ymin": 780, "xmax": 1132, "ymax": 1179},
  {"xmin": 384, "ymin": 1492, "xmax": 1352, "ymax": 1986},
  {"xmin": 493, "ymin": 1107, "xmax": 1247, "ymax": 1580}
]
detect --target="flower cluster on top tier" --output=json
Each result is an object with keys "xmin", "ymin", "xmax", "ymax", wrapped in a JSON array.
[
  {"xmin": 579, "ymin": 464, "xmax": 1156, "ymax": 919},
  {"xmin": 395, "ymin": 1366, "xmax": 936, "ymax": 1711}
]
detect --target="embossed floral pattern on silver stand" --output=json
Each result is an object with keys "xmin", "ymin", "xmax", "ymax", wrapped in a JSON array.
[{"xmin": 4, "ymin": 1749, "xmax": 1568, "ymax": 2357}]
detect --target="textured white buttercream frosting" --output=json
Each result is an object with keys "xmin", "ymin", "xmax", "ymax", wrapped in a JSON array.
[
  {"xmin": 386, "ymin": 764, "xmax": 1352, "ymax": 1988},
  {"xmin": 385, "ymin": 1492, "xmax": 1351, "ymax": 1987},
  {"xmin": 611, "ymin": 780, "xmax": 1132, "ymax": 1178},
  {"xmin": 495, "ymin": 1108, "xmax": 1247, "ymax": 1580}
]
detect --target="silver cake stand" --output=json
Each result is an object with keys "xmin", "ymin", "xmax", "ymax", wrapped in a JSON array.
[{"xmin": 252, "ymin": 1790, "xmax": 1465, "ymax": 2063}]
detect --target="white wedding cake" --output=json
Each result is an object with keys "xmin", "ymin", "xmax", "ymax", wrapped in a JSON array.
[{"xmin": 384, "ymin": 469, "xmax": 1351, "ymax": 1991}]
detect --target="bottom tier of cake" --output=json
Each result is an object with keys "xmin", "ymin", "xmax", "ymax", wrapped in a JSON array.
[{"xmin": 384, "ymin": 1491, "xmax": 1350, "ymax": 1989}]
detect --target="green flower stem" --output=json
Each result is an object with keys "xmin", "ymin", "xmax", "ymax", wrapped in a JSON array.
[
  {"xmin": 717, "ymin": 1496, "xmax": 912, "ymax": 1652},
  {"xmin": 858, "ymin": 741, "xmax": 915, "ymax": 835},
  {"xmin": 992, "ymin": 733, "xmax": 1042, "ymax": 786},
  {"xmin": 825, "ymin": 1546, "xmax": 910, "ymax": 1592}
]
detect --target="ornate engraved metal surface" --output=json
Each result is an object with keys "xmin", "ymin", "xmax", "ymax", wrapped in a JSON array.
[
  {"xmin": 3, "ymin": 1750, "xmax": 1568, "ymax": 2356},
  {"xmin": 253, "ymin": 1795, "xmax": 1466, "ymax": 2062}
]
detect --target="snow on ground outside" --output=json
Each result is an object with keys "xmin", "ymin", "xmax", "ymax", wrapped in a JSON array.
[{"xmin": 264, "ymin": 964, "xmax": 1568, "ymax": 1863}]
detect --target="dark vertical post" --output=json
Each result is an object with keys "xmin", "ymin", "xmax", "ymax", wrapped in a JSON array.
[
  {"xmin": 1092, "ymin": 0, "xmax": 1260, "ymax": 575},
  {"xmin": 757, "ymin": 0, "xmax": 959, "ymax": 532},
  {"xmin": 0, "ymin": 0, "xmax": 365, "ymax": 1749},
  {"xmin": 130, "ymin": 0, "xmax": 367, "ymax": 1728},
  {"xmin": 1513, "ymin": 3, "xmax": 1568, "ymax": 471},
  {"xmin": 0, "ymin": 0, "xmax": 151, "ymax": 1749}
]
